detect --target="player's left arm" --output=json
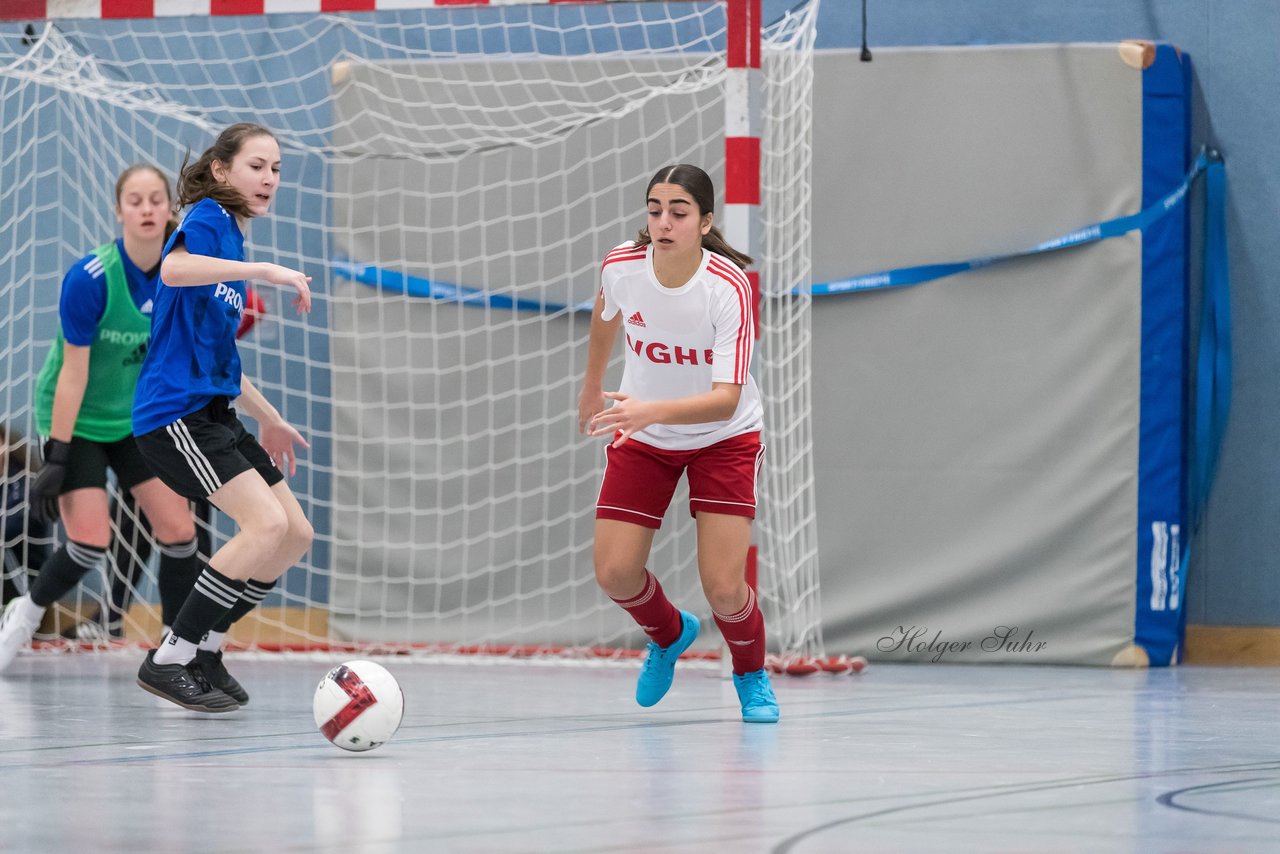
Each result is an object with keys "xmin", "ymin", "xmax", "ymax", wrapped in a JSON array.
[{"xmin": 236, "ymin": 375, "xmax": 309, "ymax": 475}]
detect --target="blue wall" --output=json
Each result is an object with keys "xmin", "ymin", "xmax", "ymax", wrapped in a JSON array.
[{"xmin": 790, "ymin": 0, "xmax": 1278, "ymax": 628}]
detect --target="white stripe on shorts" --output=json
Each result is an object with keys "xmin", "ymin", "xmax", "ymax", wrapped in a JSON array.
[{"xmin": 166, "ymin": 420, "xmax": 222, "ymax": 495}]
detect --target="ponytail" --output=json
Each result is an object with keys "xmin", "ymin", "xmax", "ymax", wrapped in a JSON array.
[{"xmin": 699, "ymin": 225, "xmax": 752, "ymax": 270}]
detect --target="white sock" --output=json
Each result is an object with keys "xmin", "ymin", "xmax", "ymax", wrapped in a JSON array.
[
  {"xmin": 198, "ymin": 630, "xmax": 226, "ymax": 653},
  {"xmin": 152, "ymin": 631, "xmax": 198, "ymax": 666},
  {"xmin": 16, "ymin": 595, "xmax": 45, "ymax": 627}
]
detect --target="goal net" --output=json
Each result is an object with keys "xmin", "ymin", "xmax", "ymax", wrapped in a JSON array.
[{"xmin": 0, "ymin": 1, "xmax": 831, "ymax": 668}]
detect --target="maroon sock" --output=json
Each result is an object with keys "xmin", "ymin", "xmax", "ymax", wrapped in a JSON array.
[
  {"xmin": 713, "ymin": 587, "xmax": 766, "ymax": 675},
  {"xmin": 611, "ymin": 570, "xmax": 682, "ymax": 648}
]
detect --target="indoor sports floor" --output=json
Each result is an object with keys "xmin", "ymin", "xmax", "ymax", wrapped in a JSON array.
[{"xmin": 1, "ymin": 654, "xmax": 1277, "ymax": 852}]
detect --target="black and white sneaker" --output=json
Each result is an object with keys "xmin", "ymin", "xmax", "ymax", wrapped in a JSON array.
[
  {"xmin": 64, "ymin": 619, "xmax": 110, "ymax": 642},
  {"xmin": 61, "ymin": 611, "xmax": 125, "ymax": 641},
  {"xmin": 192, "ymin": 649, "xmax": 249, "ymax": 705},
  {"xmin": 136, "ymin": 650, "xmax": 239, "ymax": 713}
]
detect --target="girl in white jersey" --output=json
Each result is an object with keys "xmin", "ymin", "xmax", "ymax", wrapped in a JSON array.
[{"xmin": 578, "ymin": 164, "xmax": 779, "ymax": 723}]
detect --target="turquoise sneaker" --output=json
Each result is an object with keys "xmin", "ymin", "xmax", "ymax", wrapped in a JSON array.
[
  {"xmin": 732, "ymin": 668, "xmax": 780, "ymax": 723},
  {"xmin": 635, "ymin": 610, "xmax": 699, "ymax": 707}
]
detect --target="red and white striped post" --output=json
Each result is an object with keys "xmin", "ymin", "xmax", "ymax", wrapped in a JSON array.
[
  {"xmin": 723, "ymin": 0, "xmax": 761, "ymax": 652},
  {"xmin": 722, "ymin": 0, "xmax": 761, "ymax": 342}
]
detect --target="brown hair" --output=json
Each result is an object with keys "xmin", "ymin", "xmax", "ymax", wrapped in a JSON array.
[
  {"xmin": 177, "ymin": 122, "xmax": 276, "ymax": 220},
  {"xmin": 633, "ymin": 163, "xmax": 753, "ymax": 270},
  {"xmin": 115, "ymin": 163, "xmax": 179, "ymax": 241}
]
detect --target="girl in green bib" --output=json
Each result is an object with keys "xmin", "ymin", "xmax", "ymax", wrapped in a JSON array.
[{"xmin": 0, "ymin": 165, "xmax": 200, "ymax": 673}]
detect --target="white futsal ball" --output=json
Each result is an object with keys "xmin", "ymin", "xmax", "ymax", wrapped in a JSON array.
[{"xmin": 313, "ymin": 660, "xmax": 404, "ymax": 752}]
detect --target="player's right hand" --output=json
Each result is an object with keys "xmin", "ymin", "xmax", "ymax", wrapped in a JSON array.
[
  {"xmin": 30, "ymin": 438, "xmax": 71, "ymax": 522},
  {"xmin": 259, "ymin": 263, "xmax": 312, "ymax": 314}
]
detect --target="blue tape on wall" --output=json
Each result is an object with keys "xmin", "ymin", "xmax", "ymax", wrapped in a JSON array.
[
  {"xmin": 332, "ymin": 260, "xmax": 596, "ymax": 314},
  {"xmin": 1172, "ymin": 154, "xmax": 1232, "ymax": 653},
  {"xmin": 803, "ymin": 149, "xmax": 1211, "ymax": 297},
  {"xmin": 1191, "ymin": 157, "xmax": 1232, "ymax": 528},
  {"xmin": 337, "ymin": 147, "xmax": 1208, "ymax": 314}
]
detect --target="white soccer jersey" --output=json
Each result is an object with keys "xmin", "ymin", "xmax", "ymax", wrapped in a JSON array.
[{"xmin": 599, "ymin": 241, "xmax": 763, "ymax": 450}]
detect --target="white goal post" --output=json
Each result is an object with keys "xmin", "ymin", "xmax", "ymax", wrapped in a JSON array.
[{"xmin": 0, "ymin": 0, "xmax": 848, "ymax": 671}]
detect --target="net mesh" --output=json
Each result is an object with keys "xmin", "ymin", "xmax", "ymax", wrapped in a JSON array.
[{"xmin": 0, "ymin": 2, "xmax": 839, "ymax": 669}]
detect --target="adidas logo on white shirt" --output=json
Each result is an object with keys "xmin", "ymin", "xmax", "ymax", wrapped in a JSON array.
[{"xmin": 627, "ymin": 311, "xmax": 646, "ymax": 327}]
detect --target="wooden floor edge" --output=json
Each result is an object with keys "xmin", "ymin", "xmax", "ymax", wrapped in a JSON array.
[
  {"xmin": 38, "ymin": 607, "xmax": 1280, "ymax": 665},
  {"xmin": 1184, "ymin": 625, "xmax": 1280, "ymax": 666},
  {"xmin": 38, "ymin": 603, "xmax": 329, "ymax": 647}
]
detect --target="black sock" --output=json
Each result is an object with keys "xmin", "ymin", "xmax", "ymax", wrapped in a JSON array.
[
  {"xmin": 29, "ymin": 541, "xmax": 105, "ymax": 608},
  {"xmin": 156, "ymin": 538, "xmax": 200, "ymax": 628},
  {"xmin": 213, "ymin": 578, "xmax": 275, "ymax": 633},
  {"xmin": 170, "ymin": 566, "xmax": 246, "ymax": 645}
]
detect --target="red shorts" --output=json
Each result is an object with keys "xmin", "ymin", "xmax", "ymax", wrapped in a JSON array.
[{"xmin": 596, "ymin": 431, "xmax": 764, "ymax": 529}]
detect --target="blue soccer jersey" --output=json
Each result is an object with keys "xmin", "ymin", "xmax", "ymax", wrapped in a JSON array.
[
  {"xmin": 59, "ymin": 237, "xmax": 158, "ymax": 346},
  {"xmin": 133, "ymin": 198, "xmax": 247, "ymax": 436}
]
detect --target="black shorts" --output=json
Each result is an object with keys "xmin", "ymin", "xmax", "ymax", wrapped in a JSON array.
[
  {"xmin": 59, "ymin": 435, "xmax": 158, "ymax": 494},
  {"xmin": 134, "ymin": 396, "xmax": 283, "ymax": 501}
]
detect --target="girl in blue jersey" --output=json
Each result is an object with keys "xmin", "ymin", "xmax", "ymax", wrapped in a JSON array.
[
  {"xmin": 0, "ymin": 166, "xmax": 201, "ymax": 674},
  {"xmin": 131, "ymin": 123, "xmax": 314, "ymax": 712}
]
